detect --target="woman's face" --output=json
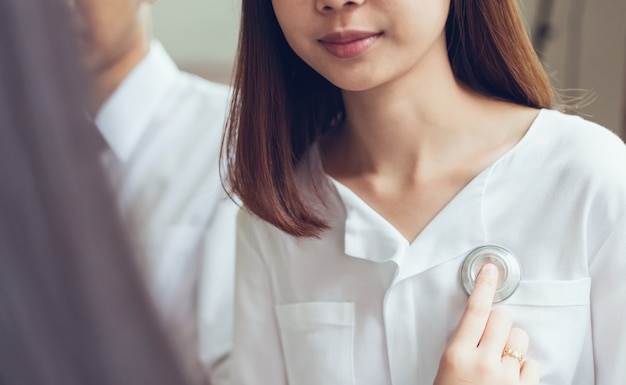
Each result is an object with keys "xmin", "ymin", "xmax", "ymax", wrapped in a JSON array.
[{"xmin": 271, "ymin": 0, "xmax": 451, "ymax": 92}]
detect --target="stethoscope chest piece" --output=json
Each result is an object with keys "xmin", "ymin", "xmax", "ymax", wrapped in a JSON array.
[{"xmin": 461, "ymin": 245, "xmax": 521, "ymax": 303}]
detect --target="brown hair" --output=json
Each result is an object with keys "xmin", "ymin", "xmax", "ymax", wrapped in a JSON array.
[
  {"xmin": 222, "ymin": 0, "xmax": 554, "ymax": 238},
  {"xmin": 446, "ymin": 0, "xmax": 553, "ymax": 107}
]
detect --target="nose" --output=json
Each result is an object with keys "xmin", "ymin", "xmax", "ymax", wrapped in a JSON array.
[{"xmin": 315, "ymin": 0, "xmax": 364, "ymax": 13}]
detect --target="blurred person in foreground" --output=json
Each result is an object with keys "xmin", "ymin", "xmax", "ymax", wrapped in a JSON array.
[
  {"xmin": 67, "ymin": 1, "xmax": 237, "ymax": 384},
  {"xmin": 0, "ymin": 0, "xmax": 192, "ymax": 384}
]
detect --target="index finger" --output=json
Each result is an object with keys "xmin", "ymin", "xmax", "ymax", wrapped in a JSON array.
[{"xmin": 450, "ymin": 263, "xmax": 499, "ymax": 348}]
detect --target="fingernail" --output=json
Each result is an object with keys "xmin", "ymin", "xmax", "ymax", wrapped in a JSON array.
[{"xmin": 482, "ymin": 263, "xmax": 497, "ymax": 277}]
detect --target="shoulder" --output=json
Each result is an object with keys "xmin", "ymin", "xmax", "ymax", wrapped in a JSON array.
[
  {"xmin": 530, "ymin": 109, "xmax": 626, "ymax": 181},
  {"xmin": 177, "ymin": 72, "xmax": 232, "ymax": 107},
  {"xmin": 180, "ymin": 72, "xmax": 231, "ymax": 99},
  {"xmin": 528, "ymin": 109, "xmax": 626, "ymax": 223},
  {"xmin": 536, "ymin": 109, "xmax": 626, "ymax": 162},
  {"xmin": 493, "ymin": 108, "xmax": 626, "ymax": 217},
  {"xmin": 157, "ymin": 72, "xmax": 232, "ymax": 140},
  {"xmin": 485, "ymin": 109, "xmax": 626, "ymax": 257}
]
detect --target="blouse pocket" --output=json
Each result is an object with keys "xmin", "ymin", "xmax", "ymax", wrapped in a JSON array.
[
  {"xmin": 504, "ymin": 278, "xmax": 591, "ymax": 307},
  {"xmin": 275, "ymin": 301, "xmax": 355, "ymax": 385},
  {"xmin": 498, "ymin": 278, "xmax": 592, "ymax": 384}
]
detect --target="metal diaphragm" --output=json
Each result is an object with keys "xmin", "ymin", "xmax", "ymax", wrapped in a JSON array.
[{"xmin": 461, "ymin": 245, "xmax": 521, "ymax": 303}]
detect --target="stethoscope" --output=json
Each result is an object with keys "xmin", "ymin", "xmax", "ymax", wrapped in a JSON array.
[{"xmin": 460, "ymin": 245, "xmax": 521, "ymax": 303}]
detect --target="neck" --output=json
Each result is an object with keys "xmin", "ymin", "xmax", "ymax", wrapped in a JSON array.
[
  {"xmin": 89, "ymin": 36, "xmax": 150, "ymax": 116},
  {"xmin": 325, "ymin": 41, "xmax": 534, "ymax": 182},
  {"xmin": 338, "ymin": 51, "xmax": 479, "ymax": 175}
]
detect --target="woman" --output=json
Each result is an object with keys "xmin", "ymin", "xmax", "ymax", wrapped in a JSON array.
[
  {"xmin": 223, "ymin": 0, "xmax": 626, "ymax": 383},
  {"xmin": 0, "ymin": 0, "xmax": 190, "ymax": 383}
]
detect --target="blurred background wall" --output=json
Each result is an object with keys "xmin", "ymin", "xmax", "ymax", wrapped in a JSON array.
[
  {"xmin": 152, "ymin": 0, "xmax": 240, "ymax": 84},
  {"xmin": 519, "ymin": 0, "xmax": 626, "ymax": 138},
  {"xmin": 152, "ymin": 0, "xmax": 626, "ymax": 138}
]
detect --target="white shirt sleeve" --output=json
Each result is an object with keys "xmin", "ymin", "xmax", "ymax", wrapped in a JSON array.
[
  {"xmin": 589, "ymin": 213, "xmax": 626, "ymax": 384},
  {"xmin": 231, "ymin": 209, "xmax": 288, "ymax": 385}
]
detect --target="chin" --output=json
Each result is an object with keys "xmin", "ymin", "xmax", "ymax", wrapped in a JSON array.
[
  {"xmin": 328, "ymin": 77, "xmax": 380, "ymax": 93},
  {"xmin": 317, "ymin": 66, "xmax": 385, "ymax": 92}
]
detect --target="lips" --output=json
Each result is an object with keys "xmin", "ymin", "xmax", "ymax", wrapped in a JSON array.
[{"xmin": 319, "ymin": 30, "xmax": 382, "ymax": 59}]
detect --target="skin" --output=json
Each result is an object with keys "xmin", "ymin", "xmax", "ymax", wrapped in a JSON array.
[
  {"xmin": 272, "ymin": 0, "xmax": 539, "ymax": 243},
  {"xmin": 271, "ymin": 0, "xmax": 541, "ymax": 383},
  {"xmin": 273, "ymin": 0, "xmax": 450, "ymax": 92},
  {"xmin": 435, "ymin": 264, "xmax": 540, "ymax": 385},
  {"xmin": 67, "ymin": 0, "xmax": 153, "ymax": 114}
]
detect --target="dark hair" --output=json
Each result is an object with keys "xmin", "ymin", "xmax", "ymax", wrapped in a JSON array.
[
  {"xmin": 223, "ymin": 0, "xmax": 554, "ymax": 238},
  {"xmin": 0, "ymin": 1, "xmax": 189, "ymax": 384}
]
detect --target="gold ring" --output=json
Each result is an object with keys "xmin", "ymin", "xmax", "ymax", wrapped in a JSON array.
[{"xmin": 502, "ymin": 347, "xmax": 524, "ymax": 364}]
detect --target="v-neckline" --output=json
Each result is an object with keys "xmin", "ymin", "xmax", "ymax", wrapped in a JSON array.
[{"xmin": 317, "ymin": 109, "xmax": 544, "ymax": 267}]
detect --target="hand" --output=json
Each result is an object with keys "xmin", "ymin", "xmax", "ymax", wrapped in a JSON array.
[{"xmin": 433, "ymin": 264, "xmax": 540, "ymax": 385}]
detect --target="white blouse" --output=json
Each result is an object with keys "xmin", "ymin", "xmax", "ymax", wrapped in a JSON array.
[{"xmin": 231, "ymin": 109, "xmax": 626, "ymax": 385}]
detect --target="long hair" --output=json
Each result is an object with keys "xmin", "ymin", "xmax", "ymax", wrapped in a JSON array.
[
  {"xmin": 446, "ymin": 0, "xmax": 553, "ymax": 107},
  {"xmin": 223, "ymin": 0, "xmax": 554, "ymax": 238},
  {"xmin": 0, "ymin": 1, "xmax": 189, "ymax": 384}
]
